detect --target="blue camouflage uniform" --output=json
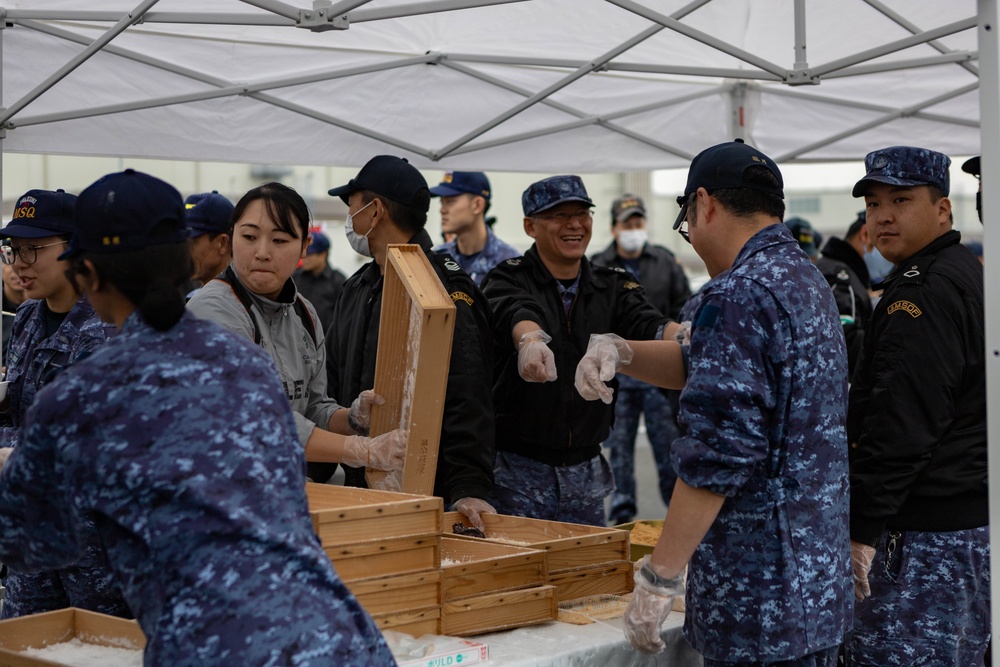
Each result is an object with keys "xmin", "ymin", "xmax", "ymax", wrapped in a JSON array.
[
  {"xmin": 0, "ymin": 311, "xmax": 394, "ymax": 666},
  {"xmin": 0, "ymin": 296, "xmax": 127, "ymax": 619},
  {"xmin": 674, "ymin": 223, "xmax": 852, "ymax": 662},
  {"xmin": 433, "ymin": 226, "xmax": 520, "ymax": 285}
]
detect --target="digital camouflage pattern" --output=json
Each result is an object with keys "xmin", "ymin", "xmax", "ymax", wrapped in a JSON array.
[
  {"xmin": 851, "ymin": 145, "xmax": 951, "ymax": 197},
  {"xmin": 0, "ymin": 312, "xmax": 394, "ymax": 666},
  {"xmin": 0, "ymin": 296, "xmax": 125, "ymax": 619},
  {"xmin": 433, "ymin": 226, "xmax": 520, "ymax": 285},
  {"xmin": 846, "ymin": 526, "xmax": 990, "ymax": 666},
  {"xmin": 673, "ymin": 223, "xmax": 851, "ymax": 661},
  {"xmin": 521, "ymin": 175, "xmax": 593, "ymax": 216}
]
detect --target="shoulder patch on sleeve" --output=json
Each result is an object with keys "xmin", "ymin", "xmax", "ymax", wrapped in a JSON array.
[
  {"xmin": 896, "ymin": 256, "xmax": 935, "ymax": 285},
  {"xmin": 450, "ymin": 291, "xmax": 474, "ymax": 306},
  {"xmin": 442, "ymin": 258, "xmax": 462, "ymax": 272},
  {"xmin": 886, "ymin": 300, "xmax": 922, "ymax": 318},
  {"xmin": 502, "ymin": 258, "xmax": 522, "ymax": 267},
  {"xmin": 623, "ymin": 280, "xmax": 641, "ymax": 290},
  {"xmin": 695, "ymin": 304, "xmax": 720, "ymax": 328}
]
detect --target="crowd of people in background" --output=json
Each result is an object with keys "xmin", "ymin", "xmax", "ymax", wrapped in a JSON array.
[{"xmin": 0, "ymin": 140, "xmax": 987, "ymax": 666}]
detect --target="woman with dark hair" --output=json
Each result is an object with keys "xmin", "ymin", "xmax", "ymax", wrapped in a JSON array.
[
  {"xmin": 188, "ymin": 182, "xmax": 405, "ymax": 474},
  {"xmin": 0, "ymin": 188, "xmax": 128, "ymax": 620},
  {"xmin": 0, "ymin": 170, "xmax": 395, "ymax": 665}
]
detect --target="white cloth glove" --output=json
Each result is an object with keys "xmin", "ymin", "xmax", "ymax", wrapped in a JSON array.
[
  {"xmin": 623, "ymin": 556, "xmax": 684, "ymax": 655},
  {"xmin": 517, "ymin": 329, "xmax": 557, "ymax": 382},
  {"xmin": 851, "ymin": 540, "xmax": 877, "ymax": 601},
  {"xmin": 574, "ymin": 333, "xmax": 633, "ymax": 404},
  {"xmin": 348, "ymin": 389, "xmax": 384, "ymax": 436},
  {"xmin": 0, "ymin": 447, "xmax": 12, "ymax": 470},
  {"xmin": 341, "ymin": 429, "xmax": 408, "ymax": 471},
  {"xmin": 452, "ymin": 497, "xmax": 496, "ymax": 532}
]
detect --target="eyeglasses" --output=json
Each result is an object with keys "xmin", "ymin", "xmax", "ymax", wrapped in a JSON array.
[
  {"xmin": 673, "ymin": 194, "xmax": 692, "ymax": 245},
  {"xmin": 0, "ymin": 240, "xmax": 69, "ymax": 266},
  {"xmin": 535, "ymin": 209, "xmax": 593, "ymax": 224}
]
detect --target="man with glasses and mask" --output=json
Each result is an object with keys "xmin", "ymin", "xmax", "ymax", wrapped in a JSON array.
[
  {"xmin": 481, "ymin": 176, "xmax": 672, "ymax": 526},
  {"xmin": 575, "ymin": 142, "xmax": 851, "ymax": 663},
  {"xmin": 0, "ymin": 189, "xmax": 125, "ymax": 620}
]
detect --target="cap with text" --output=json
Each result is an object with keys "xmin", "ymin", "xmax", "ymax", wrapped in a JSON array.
[
  {"xmin": 611, "ymin": 194, "xmax": 647, "ymax": 224},
  {"xmin": 185, "ymin": 191, "xmax": 235, "ymax": 237},
  {"xmin": 1, "ymin": 189, "xmax": 78, "ymax": 239},
  {"xmin": 429, "ymin": 171, "xmax": 491, "ymax": 201}
]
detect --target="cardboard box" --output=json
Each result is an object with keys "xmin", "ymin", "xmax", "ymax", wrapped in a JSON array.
[
  {"xmin": 441, "ymin": 585, "xmax": 557, "ymax": 637},
  {"xmin": 440, "ymin": 536, "xmax": 546, "ymax": 601},
  {"xmin": 367, "ymin": 244, "xmax": 456, "ymax": 496},
  {"xmin": 395, "ymin": 639, "xmax": 489, "ymax": 667},
  {"xmin": 0, "ymin": 608, "xmax": 144, "ymax": 667},
  {"xmin": 307, "ymin": 483, "xmax": 443, "ymax": 546},
  {"xmin": 444, "ymin": 512, "xmax": 629, "ymax": 573}
]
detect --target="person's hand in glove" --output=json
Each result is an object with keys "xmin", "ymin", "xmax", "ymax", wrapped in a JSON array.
[
  {"xmin": 575, "ymin": 333, "xmax": 634, "ymax": 404},
  {"xmin": 347, "ymin": 389, "xmax": 384, "ymax": 436},
  {"xmin": 623, "ymin": 555, "xmax": 685, "ymax": 654},
  {"xmin": 453, "ymin": 497, "xmax": 496, "ymax": 533},
  {"xmin": 517, "ymin": 330, "xmax": 557, "ymax": 382},
  {"xmin": 851, "ymin": 540, "xmax": 877, "ymax": 601},
  {"xmin": 341, "ymin": 429, "xmax": 408, "ymax": 471}
]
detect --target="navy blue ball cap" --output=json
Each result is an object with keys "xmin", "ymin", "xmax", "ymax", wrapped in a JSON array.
[
  {"xmin": 429, "ymin": 171, "xmax": 491, "ymax": 200},
  {"xmin": 185, "ymin": 191, "xmax": 235, "ymax": 237},
  {"xmin": 1, "ymin": 189, "xmax": 78, "ymax": 239},
  {"xmin": 522, "ymin": 175, "xmax": 593, "ymax": 217},
  {"xmin": 852, "ymin": 146, "xmax": 951, "ymax": 198},
  {"xmin": 962, "ymin": 155, "xmax": 981, "ymax": 177},
  {"xmin": 673, "ymin": 139, "xmax": 784, "ymax": 231},
  {"xmin": 61, "ymin": 169, "xmax": 187, "ymax": 259},
  {"xmin": 327, "ymin": 155, "xmax": 430, "ymax": 210},
  {"xmin": 307, "ymin": 230, "xmax": 330, "ymax": 255}
]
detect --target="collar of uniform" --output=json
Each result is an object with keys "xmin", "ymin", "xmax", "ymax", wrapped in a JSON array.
[
  {"xmin": 407, "ymin": 228, "xmax": 434, "ymax": 252},
  {"xmin": 879, "ymin": 229, "xmax": 961, "ymax": 287},
  {"xmin": 523, "ymin": 244, "xmax": 598, "ymax": 294},
  {"xmin": 732, "ymin": 222, "xmax": 796, "ymax": 268}
]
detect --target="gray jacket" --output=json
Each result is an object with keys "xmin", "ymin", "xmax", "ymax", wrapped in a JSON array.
[{"xmin": 188, "ymin": 271, "xmax": 342, "ymax": 444}]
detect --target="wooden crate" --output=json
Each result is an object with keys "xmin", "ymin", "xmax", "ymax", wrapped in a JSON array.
[
  {"xmin": 441, "ymin": 586, "xmax": 557, "ymax": 636},
  {"xmin": 548, "ymin": 560, "xmax": 634, "ymax": 603},
  {"xmin": 346, "ymin": 569, "xmax": 442, "ymax": 615},
  {"xmin": 443, "ymin": 512, "xmax": 629, "ymax": 573},
  {"xmin": 325, "ymin": 534, "xmax": 440, "ymax": 581},
  {"xmin": 0, "ymin": 608, "xmax": 145, "ymax": 666},
  {"xmin": 440, "ymin": 536, "xmax": 547, "ymax": 601},
  {"xmin": 372, "ymin": 606, "xmax": 441, "ymax": 638},
  {"xmin": 367, "ymin": 244, "xmax": 456, "ymax": 496},
  {"xmin": 307, "ymin": 482, "xmax": 442, "ymax": 546}
]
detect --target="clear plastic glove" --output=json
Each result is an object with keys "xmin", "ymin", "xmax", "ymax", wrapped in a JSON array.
[
  {"xmin": 575, "ymin": 333, "xmax": 634, "ymax": 404},
  {"xmin": 674, "ymin": 320, "xmax": 692, "ymax": 346},
  {"xmin": 453, "ymin": 497, "xmax": 496, "ymax": 533},
  {"xmin": 0, "ymin": 447, "xmax": 12, "ymax": 469},
  {"xmin": 341, "ymin": 429, "xmax": 408, "ymax": 471},
  {"xmin": 348, "ymin": 390, "xmax": 384, "ymax": 436},
  {"xmin": 851, "ymin": 540, "xmax": 877, "ymax": 601},
  {"xmin": 517, "ymin": 330, "xmax": 557, "ymax": 383},
  {"xmin": 623, "ymin": 555, "xmax": 685, "ymax": 655}
]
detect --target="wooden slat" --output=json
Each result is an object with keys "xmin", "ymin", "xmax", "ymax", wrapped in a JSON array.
[
  {"xmin": 347, "ymin": 569, "xmax": 442, "ymax": 615},
  {"xmin": 367, "ymin": 245, "xmax": 456, "ymax": 496},
  {"xmin": 0, "ymin": 608, "xmax": 145, "ymax": 667},
  {"xmin": 441, "ymin": 586, "xmax": 557, "ymax": 636},
  {"xmin": 441, "ymin": 537, "xmax": 547, "ymax": 601},
  {"xmin": 548, "ymin": 561, "xmax": 635, "ymax": 603},
  {"xmin": 372, "ymin": 606, "xmax": 441, "ymax": 637},
  {"xmin": 325, "ymin": 534, "xmax": 440, "ymax": 581},
  {"xmin": 307, "ymin": 483, "xmax": 442, "ymax": 545}
]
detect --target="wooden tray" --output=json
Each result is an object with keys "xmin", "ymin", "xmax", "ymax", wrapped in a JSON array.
[
  {"xmin": 372, "ymin": 606, "xmax": 441, "ymax": 638},
  {"xmin": 440, "ymin": 536, "xmax": 546, "ymax": 601},
  {"xmin": 0, "ymin": 608, "xmax": 145, "ymax": 667},
  {"xmin": 444, "ymin": 512, "xmax": 629, "ymax": 573},
  {"xmin": 548, "ymin": 560, "xmax": 634, "ymax": 603},
  {"xmin": 307, "ymin": 483, "xmax": 442, "ymax": 546},
  {"xmin": 346, "ymin": 569, "xmax": 442, "ymax": 615},
  {"xmin": 325, "ymin": 534, "xmax": 440, "ymax": 581},
  {"xmin": 441, "ymin": 586, "xmax": 557, "ymax": 637}
]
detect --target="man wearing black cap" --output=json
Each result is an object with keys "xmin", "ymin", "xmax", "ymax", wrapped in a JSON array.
[
  {"xmin": 292, "ymin": 230, "xmax": 346, "ymax": 332},
  {"xmin": 430, "ymin": 171, "xmax": 520, "ymax": 285},
  {"xmin": 961, "ymin": 155, "xmax": 984, "ymax": 224},
  {"xmin": 591, "ymin": 193, "xmax": 690, "ymax": 525},
  {"xmin": 481, "ymin": 176, "xmax": 671, "ymax": 527},
  {"xmin": 846, "ymin": 146, "xmax": 988, "ymax": 666},
  {"xmin": 576, "ymin": 141, "xmax": 851, "ymax": 662},
  {"xmin": 324, "ymin": 156, "xmax": 497, "ymax": 530},
  {"xmin": 184, "ymin": 191, "xmax": 234, "ymax": 288}
]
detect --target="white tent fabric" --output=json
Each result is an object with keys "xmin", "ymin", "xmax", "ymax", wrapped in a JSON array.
[{"xmin": 0, "ymin": 0, "xmax": 982, "ymax": 172}]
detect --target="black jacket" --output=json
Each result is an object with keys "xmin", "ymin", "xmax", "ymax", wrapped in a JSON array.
[
  {"xmin": 848, "ymin": 231, "xmax": 986, "ymax": 545},
  {"xmin": 293, "ymin": 264, "xmax": 346, "ymax": 333},
  {"xmin": 323, "ymin": 229, "xmax": 495, "ymax": 504},
  {"xmin": 590, "ymin": 241, "xmax": 691, "ymax": 320},
  {"xmin": 816, "ymin": 237, "xmax": 872, "ymax": 378},
  {"xmin": 482, "ymin": 246, "xmax": 668, "ymax": 466}
]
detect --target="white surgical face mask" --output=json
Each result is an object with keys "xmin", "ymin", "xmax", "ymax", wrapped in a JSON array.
[
  {"xmin": 617, "ymin": 229, "xmax": 648, "ymax": 253},
  {"xmin": 345, "ymin": 200, "xmax": 375, "ymax": 257}
]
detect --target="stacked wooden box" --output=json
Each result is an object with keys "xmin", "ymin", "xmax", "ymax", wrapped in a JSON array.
[
  {"xmin": 307, "ymin": 483, "xmax": 443, "ymax": 637},
  {"xmin": 444, "ymin": 512, "xmax": 634, "ymax": 604}
]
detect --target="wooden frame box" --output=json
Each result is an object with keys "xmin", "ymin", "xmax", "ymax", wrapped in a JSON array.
[
  {"xmin": 440, "ymin": 536, "xmax": 547, "ymax": 601},
  {"xmin": 372, "ymin": 606, "xmax": 441, "ymax": 638},
  {"xmin": 444, "ymin": 512, "xmax": 629, "ymax": 573},
  {"xmin": 307, "ymin": 483, "xmax": 442, "ymax": 546},
  {"xmin": 441, "ymin": 586, "xmax": 557, "ymax": 637},
  {"xmin": 346, "ymin": 569, "xmax": 442, "ymax": 615},
  {"xmin": 367, "ymin": 244, "xmax": 456, "ymax": 496},
  {"xmin": 0, "ymin": 608, "xmax": 145, "ymax": 667},
  {"xmin": 548, "ymin": 560, "xmax": 634, "ymax": 602},
  {"xmin": 325, "ymin": 534, "xmax": 440, "ymax": 581}
]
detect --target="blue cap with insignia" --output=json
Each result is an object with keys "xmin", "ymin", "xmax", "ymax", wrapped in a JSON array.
[
  {"xmin": 522, "ymin": 175, "xmax": 593, "ymax": 217},
  {"xmin": 852, "ymin": 146, "xmax": 951, "ymax": 198}
]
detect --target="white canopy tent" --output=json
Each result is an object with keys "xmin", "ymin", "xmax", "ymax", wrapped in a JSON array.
[{"xmin": 1, "ymin": 0, "xmax": 999, "ymax": 654}]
